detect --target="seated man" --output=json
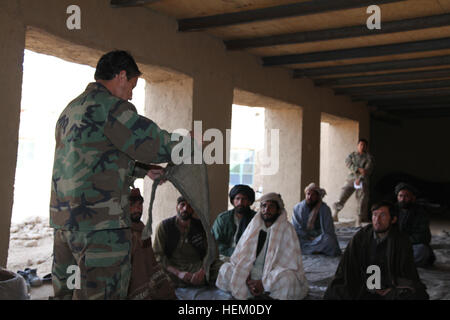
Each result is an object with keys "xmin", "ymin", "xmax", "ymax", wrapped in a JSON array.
[
  {"xmin": 216, "ymin": 192, "xmax": 309, "ymax": 300},
  {"xmin": 212, "ymin": 184, "xmax": 256, "ymax": 259},
  {"xmin": 127, "ymin": 188, "xmax": 176, "ymax": 299},
  {"xmin": 153, "ymin": 196, "xmax": 222, "ymax": 288},
  {"xmin": 324, "ymin": 201, "xmax": 429, "ymax": 300},
  {"xmin": 395, "ymin": 182, "xmax": 435, "ymax": 267},
  {"xmin": 292, "ymin": 183, "xmax": 341, "ymax": 256}
]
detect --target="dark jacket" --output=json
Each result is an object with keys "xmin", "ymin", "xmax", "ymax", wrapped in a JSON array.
[
  {"xmin": 324, "ymin": 224, "xmax": 429, "ymax": 300},
  {"xmin": 397, "ymin": 203, "xmax": 432, "ymax": 245},
  {"xmin": 212, "ymin": 209, "xmax": 256, "ymax": 257},
  {"xmin": 128, "ymin": 221, "xmax": 176, "ymax": 300},
  {"xmin": 162, "ymin": 216, "xmax": 207, "ymax": 259}
]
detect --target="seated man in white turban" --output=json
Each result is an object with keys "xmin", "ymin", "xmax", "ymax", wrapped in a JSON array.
[
  {"xmin": 215, "ymin": 192, "xmax": 309, "ymax": 300},
  {"xmin": 292, "ymin": 183, "xmax": 341, "ymax": 257}
]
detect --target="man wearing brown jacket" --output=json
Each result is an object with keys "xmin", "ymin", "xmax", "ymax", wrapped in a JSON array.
[{"xmin": 127, "ymin": 188, "xmax": 176, "ymax": 300}]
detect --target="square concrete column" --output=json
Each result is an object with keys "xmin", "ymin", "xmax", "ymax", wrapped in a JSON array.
[
  {"xmin": 193, "ymin": 73, "xmax": 234, "ymax": 223},
  {"xmin": 143, "ymin": 77, "xmax": 193, "ymax": 232},
  {"xmin": 0, "ymin": 2, "xmax": 25, "ymax": 267},
  {"xmin": 300, "ymin": 107, "xmax": 321, "ymax": 201},
  {"xmin": 320, "ymin": 114, "xmax": 359, "ymax": 220},
  {"xmin": 144, "ymin": 72, "xmax": 233, "ymax": 230},
  {"xmin": 263, "ymin": 107, "xmax": 303, "ymax": 220}
]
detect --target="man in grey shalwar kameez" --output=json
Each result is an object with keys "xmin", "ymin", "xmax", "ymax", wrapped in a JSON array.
[
  {"xmin": 292, "ymin": 183, "xmax": 341, "ymax": 257},
  {"xmin": 395, "ymin": 182, "xmax": 435, "ymax": 267}
]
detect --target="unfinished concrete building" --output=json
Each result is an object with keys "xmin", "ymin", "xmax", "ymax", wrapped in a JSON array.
[{"xmin": 1, "ymin": 0, "xmax": 450, "ymax": 299}]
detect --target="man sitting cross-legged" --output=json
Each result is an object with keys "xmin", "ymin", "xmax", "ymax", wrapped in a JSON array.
[
  {"xmin": 215, "ymin": 192, "xmax": 309, "ymax": 300},
  {"xmin": 395, "ymin": 182, "xmax": 435, "ymax": 268},
  {"xmin": 127, "ymin": 188, "xmax": 176, "ymax": 300},
  {"xmin": 292, "ymin": 183, "xmax": 341, "ymax": 257},
  {"xmin": 153, "ymin": 196, "xmax": 223, "ymax": 288},
  {"xmin": 212, "ymin": 184, "xmax": 257, "ymax": 260},
  {"xmin": 324, "ymin": 201, "xmax": 429, "ymax": 300}
]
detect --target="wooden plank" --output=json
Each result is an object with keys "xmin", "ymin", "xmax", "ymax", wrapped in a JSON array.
[
  {"xmin": 336, "ymin": 79, "xmax": 450, "ymax": 95},
  {"xmin": 110, "ymin": 0, "xmax": 160, "ymax": 7},
  {"xmin": 351, "ymin": 89, "xmax": 450, "ymax": 101},
  {"xmin": 264, "ymin": 37, "xmax": 450, "ymax": 66},
  {"xmin": 178, "ymin": 0, "xmax": 406, "ymax": 31},
  {"xmin": 376, "ymin": 103, "xmax": 450, "ymax": 111},
  {"xmin": 207, "ymin": 0, "xmax": 447, "ymax": 41},
  {"xmin": 226, "ymin": 13, "xmax": 450, "ymax": 50},
  {"xmin": 294, "ymin": 55, "xmax": 450, "ymax": 77},
  {"xmin": 368, "ymin": 96, "xmax": 450, "ymax": 107},
  {"xmin": 315, "ymin": 68, "xmax": 450, "ymax": 86},
  {"xmin": 387, "ymin": 108, "xmax": 450, "ymax": 118}
]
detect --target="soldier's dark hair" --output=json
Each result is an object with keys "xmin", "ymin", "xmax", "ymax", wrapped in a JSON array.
[
  {"xmin": 371, "ymin": 200, "xmax": 397, "ymax": 218},
  {"xmin": 358, "ymin": 138, "xmax": 369, "ymax": 146},
  {"xmin": 94, "ymin": 50, "xmax": 142, "ymax": 81}
]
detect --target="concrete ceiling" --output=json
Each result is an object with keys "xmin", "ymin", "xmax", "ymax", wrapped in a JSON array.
[{"xmin": 111, "ymin": 0, "xmax": 450, "ymax": 118}]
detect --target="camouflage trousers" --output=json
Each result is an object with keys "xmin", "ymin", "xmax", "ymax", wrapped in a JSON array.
[
  {"xmin": 333, "ymin": 178, "xmax": 370, "ymax": 223},
  {"xmin": 52, "ymin": 228, "xmax": 131, "ymax": 300}
]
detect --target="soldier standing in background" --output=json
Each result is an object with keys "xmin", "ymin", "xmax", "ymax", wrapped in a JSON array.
[
  {"xmin": 332, "ymin": 139, "xmax": 374, "ymax": 226},
  {"xmin": 49, "ymin": 50, "xmax": 182, "ymax": 299}
]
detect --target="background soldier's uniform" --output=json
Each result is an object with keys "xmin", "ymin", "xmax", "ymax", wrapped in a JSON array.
[
  {"xmin": 50, "ymin": 82, "xmax": 179, "ymax": 299},
  {"xmin": 333, "ymin": 151, "xmax": 374, "ymax": 224}
]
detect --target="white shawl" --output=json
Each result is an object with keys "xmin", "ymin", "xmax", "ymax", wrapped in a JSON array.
[{"xmin": 216, "ymin": 207, "xmax": 308, "ymax": 300}]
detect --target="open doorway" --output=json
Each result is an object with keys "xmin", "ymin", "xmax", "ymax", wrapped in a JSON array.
[
  {"xmin": 232, "ymin": 89, "xmax": 303, "ymax": 218},
  {"xmin": 229, "ymin": 104, "xmax": 265, "ymax": 206}
]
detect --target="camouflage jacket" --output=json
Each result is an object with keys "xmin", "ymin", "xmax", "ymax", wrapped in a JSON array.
[
  {"xmin": 345, "ymin": 151, "xmax": 374, "ymax": 181},
  {"xmin": 50, "ymin": 82, "xmax": 179, "ymax": 231}
]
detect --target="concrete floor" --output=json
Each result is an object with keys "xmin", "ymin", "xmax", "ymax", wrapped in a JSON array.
[
  {"xmin": 29, "ymin": 222, "xmax": 450, "ymax": 300},
  {"xmin": 304, "ymin": 226, "xmax": 450, "ymax": 300}
]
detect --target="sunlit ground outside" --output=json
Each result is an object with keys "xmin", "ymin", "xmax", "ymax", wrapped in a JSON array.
[{"xmin": 12, "ymin": 50, "xmax": 145, "ymax": 223}]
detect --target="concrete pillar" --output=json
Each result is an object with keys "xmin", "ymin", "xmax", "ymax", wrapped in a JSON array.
[
  {"xmin": 320, "ymin": 114, "xmax": 359, "ymax": 220},
  {"xmin": 263, "ymin": 107, "xmax": 303, "ymax": 220},
  {"xmin": 143, "ymin": 78, "xmax": 193, "ymax": 233},
  {"xmin": 193, "ymin": 73, "xmax": 234, "ymax": 224},
  {"xmin": 300, "ymin": 107, "xmax": 321, "ymax": 201},
  {"xmin": 0, "ymin": 2, "xmax": 25, "ymax": 267}
]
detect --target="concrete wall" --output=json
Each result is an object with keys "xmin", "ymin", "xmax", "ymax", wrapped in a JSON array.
[
  {"xmin": 0, "ymin": 0, "xmax": 369, "ymax": 266},
  {"xmin": 0, "ymin": 1, "xmax": 25, "ymax": 268},
  {"xmin": 320, "ymin": 114, "xmax": 359, "ymax": 221}
]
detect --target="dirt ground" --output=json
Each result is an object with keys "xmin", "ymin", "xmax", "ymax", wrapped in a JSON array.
[
  {"xmin": 7, "ymin": 217, "xmax": 53, "ymax": 279},
  {"xmin": 5, "ymin": 215, "xmax": 450, "ymax": 300}
]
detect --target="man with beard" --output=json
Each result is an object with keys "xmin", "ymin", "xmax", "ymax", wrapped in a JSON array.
[
  {"xmin": 153, "ymin": 197, "xmax": 223, "ymax": 288},
  {"xmin": 216, "ymin": 193, "xmax": 309, "ymax": 300},
  {"xmin": 292, "ymin": 183, "xmax": 341, "ymax": 256},
  {"xmin": 127, "ymin": 188, "xmax": 176, "ymax": 299},
  {"xmin": 324, "ymin": 201, "xmax": 429, "ymax": 300},
  {"xmin": 332, "ymin": 139, "xmax": 374, "ymax": 225},
  {"xmin": 212, "ymin": 185, "xmax": 256, "ymax": 258},
  {"xmin": 395, "ymin": 183, "xmax": 435, "ymax": 267}
]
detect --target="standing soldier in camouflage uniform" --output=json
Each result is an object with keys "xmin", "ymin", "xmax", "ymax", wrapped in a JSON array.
[
  {"xmin": 50, "ymin": 50, "xmax": 182, "ymax": 299},
  {"xmin": 332, "ymin": 139, "xmax": 374, "ymax": 226}
]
